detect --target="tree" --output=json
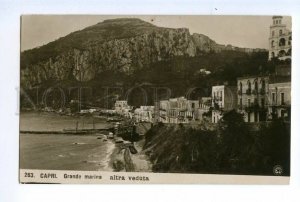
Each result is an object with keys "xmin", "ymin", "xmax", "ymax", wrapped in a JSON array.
[
  {"xmin": 217, "ymin": 110, "xmax": 254, "ymax": 173},
  {"xmin": 260, "ymin": 119, "xmax": 290, "ymax": 176}
]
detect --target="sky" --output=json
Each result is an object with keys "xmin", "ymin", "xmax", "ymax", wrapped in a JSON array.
[{"xmin": 21, "ymin": 15, "xmax": 292, "ymax": 51}]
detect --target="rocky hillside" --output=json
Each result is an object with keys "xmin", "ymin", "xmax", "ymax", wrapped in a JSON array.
[{"xmin": 21, "ymin": 18, "xmax": 266, "ymax": 89}]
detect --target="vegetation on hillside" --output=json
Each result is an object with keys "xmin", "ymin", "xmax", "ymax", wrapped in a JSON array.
[
  {"xmin": 21, "ymin": 50, "xmax": 272, "ymax": 110},
  {"xmin": 143, "ymin": 110, "xmax": 290, "ymax": 176}
]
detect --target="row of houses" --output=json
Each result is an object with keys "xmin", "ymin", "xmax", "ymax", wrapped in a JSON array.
[
  {"xmin": 114, "ymin": 96, "xmax": 211, "ymax": 124},
  {"xmin": 114, "ymin": 100, "xmax": 155, "ymax": 123},
  {"xmin": 158, "ymin": 97, "xmax": 211, "ymax": 124},
  {"xmin": 114, "ymin": 72, "xmax": 290, "ymax": 125},
  {"xmin": 211, "ymin": 75, "xmax": 291, "ymax": 123}
]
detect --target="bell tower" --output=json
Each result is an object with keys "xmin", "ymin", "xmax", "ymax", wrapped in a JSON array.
[{"xmin": 268, "ymin": 16, "xmax": 292, "ymax": 60}]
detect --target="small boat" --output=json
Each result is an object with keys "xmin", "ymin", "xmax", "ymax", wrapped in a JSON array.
[
  {"xmin": 107, "ymin": 118, "xmax": 123, "ymax": 122},
  {"xmin": 108, "ymin": 132, "xmax": 114, "ymax": 139},
  {"xmin": 115, "ymin": 137, "xmax": 124, "ymax": 143},
  {"xmin": 123, "ymin": 140, "xmax": 132, "ymax": 145},
  {"xmin": 128, "ymin": 145, "xmax": 138, "ymax": 154}
]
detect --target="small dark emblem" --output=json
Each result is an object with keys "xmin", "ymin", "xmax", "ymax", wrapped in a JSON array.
[{"xmin": 273, "ymin": 165, "xmax": 283, "ymax": 176}]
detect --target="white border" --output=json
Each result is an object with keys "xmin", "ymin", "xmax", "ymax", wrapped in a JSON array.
[{"xmin": 1, "ymin": 0, "xmax": 300, "ymax": 202}]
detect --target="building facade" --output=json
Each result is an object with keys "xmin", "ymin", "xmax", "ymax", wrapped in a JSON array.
[
  {"xmin": 211, "ymin": 85, "xmax": 237, "ymax": 123},
  {"xmin": 268, "ymin": 82, "xmax": 291, "ymax": 120},
  {"xmin": 268, "ymin": 16, "xmax": 292, "ymax": 61},
  {"xmin": 114, "ymin": 100, "xmax": 132, "ymax": 117},
  {"xmin": 134, "ymin": 106, "xmax": 155, "ymax": 123},
  {"xmin": 158, "ymin": 97, "xmax": 201, "ymax": 124},
  {"xmin": 195, "ymin": 97, "xmax": 211, "ymax": 121},
  {"xmin": 159, "ymin": 100, "xmax": 169, "ymax": 123},
  {"xmin": 237, "ymin": 76, "xmax": 269, "ymax": 122}
]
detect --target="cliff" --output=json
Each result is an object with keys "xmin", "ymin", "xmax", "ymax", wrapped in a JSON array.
[{"xmin": 21, "ymin": 18, "xmax": 266, "ymax": 89}]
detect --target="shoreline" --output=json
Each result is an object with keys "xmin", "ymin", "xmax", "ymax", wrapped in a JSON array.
[
  {"xmin": 108, "ymin": 137, "xmax": 152, "ymax": 173},
  {"xmin": 99, "ymin": 139, "xmax": 116, "ymax": 171},
  {"xmin": 20, "ymin": 110, "xmax": 153, "ymax": 172}
]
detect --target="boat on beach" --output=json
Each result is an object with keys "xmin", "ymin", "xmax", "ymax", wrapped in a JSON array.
[
  {"xmin": 115, "ymin": 137, "xmax": 124, "ymax": 143},
  {"xmin": 107, "ymin": 117, "xmax": 123, "ymax": 122},
  {"xmin": 108, "ymin": 132, "xmax": 114, "ymax": 139}
]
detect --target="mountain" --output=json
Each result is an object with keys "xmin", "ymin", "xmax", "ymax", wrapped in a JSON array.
[{"xmin": 20, "ymin": 18, "xmax": 266, "ymax": 89}]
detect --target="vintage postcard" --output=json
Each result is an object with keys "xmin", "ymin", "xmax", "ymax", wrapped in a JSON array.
[{"xmin": 19, "ymin": 15, "xmax": 291, "ymax": 184}]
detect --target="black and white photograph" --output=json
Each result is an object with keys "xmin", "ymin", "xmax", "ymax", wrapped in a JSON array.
[{"xmin": 19, "ymin": 15, "xmax": 291, "ymax": 184}]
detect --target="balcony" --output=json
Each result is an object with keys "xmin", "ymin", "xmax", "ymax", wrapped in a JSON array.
[
  {"xmin": 244, "ymin": 103, "xmax": 267, "ymax": 112},
  {"xmin": 245, "ymin": 104, "xmax": 258, "ymax": 113},
  {"xmin": 252, "ymin": 89, "xmax": 258, "ymax": 95},
  {"xmin": 213, "ymin": 97, "xmax": 222, "ymax": 102},
  {"xmin": 268, "ymin": 101, "xmax": 290, "ymax": 107},
  {"xmin": 260, "ymin": 88, "xmax": 266, "ymax": 95}
]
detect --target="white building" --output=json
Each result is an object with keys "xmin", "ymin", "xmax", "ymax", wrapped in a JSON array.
[
  {"xmin": 211, "ymin": 85, "xmax": 237, "ymax": 123},
  {"xmin": 159, "ymin": 97, "xmax": 200, "ymax": 124},
  {"xmin": 114, "ymin": 100, "xmax": 132, "ymax": 117},
  {"xmin": 268, "ymin": 82, "xmax": 291, "ymax": 120},
  {"xmin": 134, "ymin": 106, "xmax": 154, "ymax": 123}
]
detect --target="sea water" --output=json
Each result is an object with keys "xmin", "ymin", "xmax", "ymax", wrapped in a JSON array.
[{"xmin": 20, "ymin": 112, "xmax": 115, "ymax": 171}]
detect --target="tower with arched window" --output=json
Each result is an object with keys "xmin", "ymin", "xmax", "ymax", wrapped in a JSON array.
[{"xmin": 268, "ymin": 16, "xmax": 292, "ymax": 60}]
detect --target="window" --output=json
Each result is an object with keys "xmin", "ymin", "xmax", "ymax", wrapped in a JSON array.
[
  {"xmin": 279, "ymin": 38, "xmax": 286, "ymax": 46},
  {"xmin": 261, "ymin": 80, "xmax": 265, "ymax": 89},
  {"xmin": 281, "ymin": 93, "xmax": 285, "ymax": 105},
  {"xmin": 271, "ymin": 52, "xmax": 275, "ymax": 58},
  {"xmin": 254, "ymin": 81, "xmax": 258, "ymax": 91},
  {"xmin": 246, "ymin": 81, "xmax": 251, "ymax": 95},
  {"xmin": 280, "ymin": 110, "xmax": 286, "ymax": 118},
  {"xmin": 220, "ymin": 91, "xmax": 223, "ymax": 101},
  {"xmin": 247, "ymin": 80, "xmax": 251, "ymax": 91},
  {"xmin": 192, "ymin": 103, "xmax": 195, "ymax": 109},
  {"xmin": 248, "ymin": 98, "xmax": 251, "ymax": 107},
  {"xmin": 261, "ymin": 98, "xmax": 265, "ymax": 107},
  {"xmin": 279, "ymin": 29, "xmax": 282, "ymax": 35},
  {"xmin": 272, "ymin": 93, "xmax": 276, "ymax": 104},
  {"xmin": 278, "ymin": 50, "xmax": 286, "ymax": 57},
  {"xmin": 272, "ymin": 31, "xmax": 275, "ymax": 37},
  {"xmin": 239, "ymin": 82, "xmax": 242, "ymax": 92},
  {"xmin": 254, "ymin": 112, "xmax": 258, "ymax": 122},
  {"xmin": 261, "ymin": 79, "xmax": 266, "ymax": 94},
  {"xmin": 240, "ymin": 98, "xmax": 242, "ymax": 107},
  {"xmin": 271, "ymin": 40, "xmax": 275, "ymax": 47}
]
